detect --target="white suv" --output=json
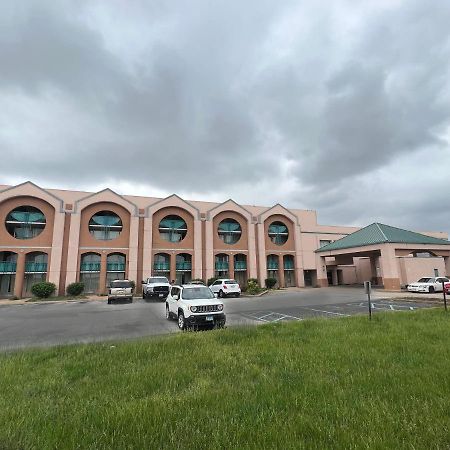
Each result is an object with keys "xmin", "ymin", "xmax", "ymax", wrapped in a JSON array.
[
  {"xmin": 166, "ymin": 285, "xmax": 226, "ymax": 330},
  {"xmin": 209, "ymin": 279, "xmax": 241, "ymax": 298},
  {"xmin": 107, "ymin": 279, "xmax": 134, "ymax": 304}
]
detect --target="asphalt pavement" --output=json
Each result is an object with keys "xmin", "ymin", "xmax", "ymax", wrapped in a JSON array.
[{"xmin": 0, "ymin": 287, "xmax": 440, "ymax": 351}]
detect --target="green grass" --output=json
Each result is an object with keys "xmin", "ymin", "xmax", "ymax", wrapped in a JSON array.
[{"xmin": 1, "ymin": 310, "xmax": 449, "ymax": 449}]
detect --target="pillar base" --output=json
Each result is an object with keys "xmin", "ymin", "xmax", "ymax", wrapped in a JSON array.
[
  {"xmin": 382, "ymin": 278, "xmax": 401, "ymax": 291},
  {"xmin": 316, "ymin": 278, "xmax": 328, "ymax": 288}
]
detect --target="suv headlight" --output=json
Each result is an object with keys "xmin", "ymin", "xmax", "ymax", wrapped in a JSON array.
[
  {"xmin": 148, "ymin": 287, "xmax": 153, "ymax": 292},
  {"xmin": 217, "ymin": 304, "xmax": 223, "ymax": 311},
  {"xmin": 190, "ymin": 306, "xmax": 198, "ymax": 313}
]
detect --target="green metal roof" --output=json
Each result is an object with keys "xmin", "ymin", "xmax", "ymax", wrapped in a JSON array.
[{"xmin": 316, "ymin": 223, "xmax": 450, "ymax": 253}]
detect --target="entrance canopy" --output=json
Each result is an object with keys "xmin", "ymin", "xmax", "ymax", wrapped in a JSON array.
[{"xmin": 316, "ymin": 223, "xmax": 450, "ymax": 290}]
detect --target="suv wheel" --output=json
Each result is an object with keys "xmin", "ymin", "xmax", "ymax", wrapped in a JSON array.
[
  {"xmin": 429, "ymin": 286, "xmax": 435, "ymax": 293},
  {"xmin": 178, "ymin": 311, "xmax": 185, "ymax": 330}
]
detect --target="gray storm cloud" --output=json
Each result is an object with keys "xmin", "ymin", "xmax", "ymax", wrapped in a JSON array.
[{"xmin": 0, "ymin": 0, "xmax": 449, "ymax": 233}]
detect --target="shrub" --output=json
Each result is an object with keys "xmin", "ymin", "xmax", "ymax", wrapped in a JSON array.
[
  {"xmin": 31, "ymin": 282, "xmax": 56, "ymax": 299},
  {"xmin": 207, "ymin": 277, "xmax": 218, "ymax": 286},
  {"xmin": 265, "ymin": 277, "xmax": 277, "ymax": 289},
  {"xmin": 246, "ymin": 279, "xmax": 261, "ymax": 295},
  {"xmin": 66, "ymin": 282, "xmax": 84, "ymax": 296},
  {"xmin": 129, "ymin": 280, "xmax": 136, "ymax": 292}
]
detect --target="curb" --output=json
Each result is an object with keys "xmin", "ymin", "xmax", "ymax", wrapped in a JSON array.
[{"xmin": 241, "ymin": 290, "xmax": 269, "ymax": 298}]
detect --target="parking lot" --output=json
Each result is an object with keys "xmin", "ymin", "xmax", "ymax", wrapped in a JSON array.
[
  {"xmin": 238, "ymin": 299, "xmax": 435, "ymax": 323},
  {"xmin": 0, "ymin": 287, "xmax": 442, "ymax": 351}
]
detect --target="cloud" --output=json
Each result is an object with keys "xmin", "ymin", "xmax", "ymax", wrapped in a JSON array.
[{"xmin": 0, "ymin": 0, "xmax": 449, "ymax": 233}]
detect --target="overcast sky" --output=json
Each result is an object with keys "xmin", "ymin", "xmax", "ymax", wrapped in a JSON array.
[{"xmin": 1, "ymin": 1, "xmax": 449, "ymax": 233}]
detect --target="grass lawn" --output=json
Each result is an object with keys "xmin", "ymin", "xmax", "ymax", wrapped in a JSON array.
[{"xmin": 1, "ymin": 309, "xmax": 449, "ymax": 449}]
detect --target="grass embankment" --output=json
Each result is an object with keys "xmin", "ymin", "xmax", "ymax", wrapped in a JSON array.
[{"xmin": 1, "ymin": 310, "xmax": 449, "ymax": 449}]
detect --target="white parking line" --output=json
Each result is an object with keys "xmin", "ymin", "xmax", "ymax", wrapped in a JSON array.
[{"xmin": 306, "ymin": 308, "xmax": 350, "ymax": 317}]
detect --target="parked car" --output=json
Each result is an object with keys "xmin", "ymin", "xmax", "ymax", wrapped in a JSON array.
[
  {"xmin": 142, "ymin": 276, "xmax": 171, "ymax": 300},
  {"xmin": 108, "ymin": 279, "xmax": 134, "ymax": 304},
  {"xmin": 166, "ymin": 284, "xmax": 226, "ymax": 330},
  {"xmin": 407, "ymin": 277, "xmax": 450, "ymax": 293},
  {"xmin": 209, "ymin": 279, "xmax": 241, "ymax": 298}
]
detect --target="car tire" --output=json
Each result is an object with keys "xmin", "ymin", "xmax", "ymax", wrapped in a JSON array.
[
  {"xmin": 178, "ymin": 311, "xmax": 185, "ymax": 330},
  {"xmin": 129, "ymin": 297, "xmax": 133, "ymax": 303},
  {"xmin": 429, "ymin": 286, "xmax": 435, "ymax": 293},
  {"xmin": 236, "ymin": 293, "xmax": 240, "ymax": 298},
  {"xmin": 219, "ymin": 290, "xmax": 224, "ymax": 298}
]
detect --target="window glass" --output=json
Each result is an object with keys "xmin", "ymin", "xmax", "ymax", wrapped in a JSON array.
[
  {"xmin": 218, "ymin": 219, "xmax": 242, "ymax": 244},
  {"xmin": 319, "ymin": 240, "xmax": 332, "ymax": 248},
  {"xmin": 159, "ymin": 215, "xmax": 187, "ymax": 242},
  {"xmin": 224, "ymin": 280, "xmax": 237, "ymax": 284},
  {"xmin": 111, "ymin": 280, "xmax": 132, "ymax": 288},
  {"xmin": 5, "ymin": 206, "xmax": 46, "ymax": 239},
  {"xmin": 89, "ymin": 211, "xmax": 122, "ymax": 241},
  {"xmin": 418, "ymin": 278, "xmax": 432, "ymax": 282},
  {"xmin": 182, "ymin": 287, "xmax": 214, "ymax": 300},
  {"xmin": 268, "ymin": 221, "xmax": 289, "ymax": 245},
  {"xmin": 149, "ymin": 277, "xmax": 169, "ymax": 284}
]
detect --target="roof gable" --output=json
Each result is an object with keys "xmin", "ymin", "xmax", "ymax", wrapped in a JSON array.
[{"xmin": 316, "ymin": 223, "xmax": 450, "ymax": 252}]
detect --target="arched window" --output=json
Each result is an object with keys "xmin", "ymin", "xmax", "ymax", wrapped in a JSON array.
[
  {"xmin": 159, "ymin": 215, "xmax": 187, "ymax": 242},
  {"xmin": 268, "ymin": 221, "xmax": 289, "ymax": 245},
  {"xmin": 107, "ymin": 253, "xmax": 126, "ymax": 285},
  {"xmin": 154, "ymin": 253, "xmax": 170, "ymax": 273},
  {"xmin": 5, "ymin": 206, "xmax": 46, "ymax": 239},
  {"xmin": 89, "ymin": 211, "xmax": 122, "ymax": 241},
  {"xmin": 0, "ymin": 252, "xmax": 17, "ymax": 297},
  {"xmin": 80, "ymin": 253, "xmax": 101, "ymax": 294},
  {"xmin": 215, "ymin": 253, "xmax": 229, "ymax": 278},
  {"xmin": 24, "ymin": 252, "xmax": 48, "ymax": 295},
  {"xmin": 176, "ymin": 253, "xmax": 192, "ymax": 284},
  {"xmin": 218, "ymin": 219, "xmax": 242, "ymax": 244}
]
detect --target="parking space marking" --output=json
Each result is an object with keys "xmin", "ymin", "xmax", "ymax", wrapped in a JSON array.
[
  {"xmin": 306, "ymin": 308, "xmax": 350, "ymax": 317},
  {"xmin": 243, "ymin": 311, "xmax": 302, "ymax": 323}
]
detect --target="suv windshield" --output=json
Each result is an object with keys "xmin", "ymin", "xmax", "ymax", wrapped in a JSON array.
[
  {"xmin": 182, "ymin": 287, "xmax": 215, "ymax": 300},
  {"xmin": 111, "ymin": 281, "xmax": 132, "ymax": 288},
  {"xmin": 148, "ymin": 277, "xmax": 169, "ymax": 283}
]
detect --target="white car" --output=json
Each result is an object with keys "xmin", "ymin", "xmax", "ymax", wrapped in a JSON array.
[
  {"xmin": 407, "ymin": 277, "xmax": 449, "ymax": 293},
  {"xmin": 166, "ymin": 284, "xmax": 226, "ymax": 330},
  {"xmin": 209, "ymin": 279, "xmax": 241, "ymax": 298}
]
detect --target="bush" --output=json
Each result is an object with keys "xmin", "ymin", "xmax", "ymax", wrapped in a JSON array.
[
  {"xmin": 265, "ymin": 278, "xmax": 277, "ymax": 289},
  {"xmin": 129, "ymin": 280, "xmax": 136, "ymax": 292},
  {"xmin": 31, "ymin": 282, "xmax": 56, "ymax": 299},
  {"xmin": 207, "ymin": 277, "xmax": 218, "ymax": 286},
  {"xmin": 66, "ymin": 282, "xmax": 84, "ymax": 296},
  {"xmin": 246, "ymin": 279, "xmax": 261, "ymax": 295}
]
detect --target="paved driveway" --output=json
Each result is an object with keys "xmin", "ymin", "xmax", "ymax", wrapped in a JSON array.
[{"xmin": 0, "ymin": 287, "xmax": 440, "ymax": 351}]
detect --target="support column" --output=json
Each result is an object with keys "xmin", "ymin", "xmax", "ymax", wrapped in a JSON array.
[
  {"xmin": 316, "ymin": 256, "xmax": 328, "ymax": 287},
  {"xmin": 99, "ymin": 252, "xmax": 107, "ymax": 295},
  {"xmin": 257, "ymin": 223, "xmax": 266, "ymax": 287},
  {"xmin": 204, "ymin": 220, "xmax": 215, "ymax": 282},
  {"xmin": 278, "ymin": 255, "xmax": 285, "ymax": 288},
  {"xmin": 128, "ymin": 216, "xmax": 139, "ymax": 285},
  {"xmin": 445, "ymin": 256, "xmax": 450, "ymax": 277},
  {"xmin": 380, "ymin": 246, "xmax": 401, "ymax": 291},
  {"xmin": 14, "ymin": 252, "xmax": 26, "ymax": 298},
  {"xmin": 142, "ymin": 217, "xmax": 153, "ymax": 279},
  {"xmin": 247, "ymin": 221, "xmax": 258, "ymax": 279},
  {"xmin": 65, "ymin": 213, "xmax": 81, "ymax": 287},
  {"xmin": 48, "ymin": 211, "xmax": 65, "ymax": 295},
  {"xmin": 170, "ymin": 252, "xmax": 176, "ymax": 283},
  {"xmin": 229, "ymin": 254, "xmax": 235, "ymax": 280},
  {"xmin": 193, "ymin": 219, "xmax": 203, "ymax": 280},
  {"xmin": 294, "ymin": 225, "xmax": 304, "ymax": 287}
]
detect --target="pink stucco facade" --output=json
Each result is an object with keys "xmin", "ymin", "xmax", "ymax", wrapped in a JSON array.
[{"xmin": 0, "ymin": 182, "xmax": 448, "ymax": 298}]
